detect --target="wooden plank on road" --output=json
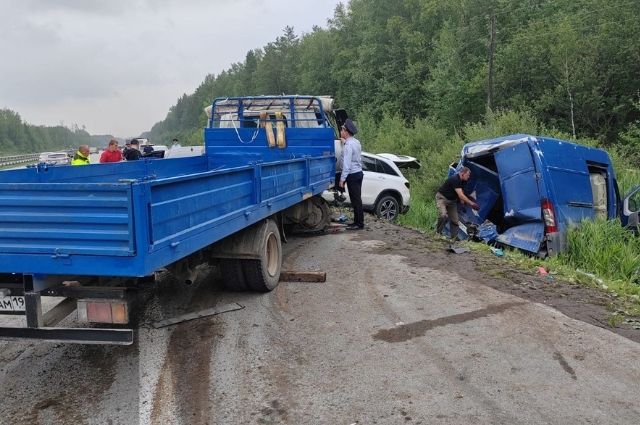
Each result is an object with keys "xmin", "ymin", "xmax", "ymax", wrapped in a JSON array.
[{"xmin": 279, "ymin": 271, "xmax": 326, "ymax": 282}]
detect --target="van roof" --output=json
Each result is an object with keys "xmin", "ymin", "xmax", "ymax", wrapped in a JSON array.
[
  {"xmin": 462, "ymin": 134, "xmax": 608, "ymax": 159},
  {"xmin": 462, "ymin": 134, "xmax": 534, "ymax": 158}
]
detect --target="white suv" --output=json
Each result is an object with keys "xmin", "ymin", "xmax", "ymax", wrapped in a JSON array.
[{"xmin": 323, "ymin": 152, "xmax": 411, "ymax": 221}]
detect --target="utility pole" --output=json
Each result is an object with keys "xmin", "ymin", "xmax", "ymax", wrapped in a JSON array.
[{"xmin": 487, "ymin": 13, "xmax": 496, "ymax": 112}]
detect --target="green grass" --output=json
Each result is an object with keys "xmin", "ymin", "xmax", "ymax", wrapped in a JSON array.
[{"xmin": 560, "ymin": 220, "xmax": 640, "ymax": 292}]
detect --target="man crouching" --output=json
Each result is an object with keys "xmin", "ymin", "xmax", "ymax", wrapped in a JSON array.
[{"xmin": 435, "ymin": 166, "xmax": 479, "ymax": 240}]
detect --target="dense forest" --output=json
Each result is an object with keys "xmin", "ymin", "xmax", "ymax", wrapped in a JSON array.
[
  {"xmin": 147, "ymin": 0, "xmax": 640, "ymax": 149},
  {"xmin": 3, "ymin": 0, "xmax": 639, "ymax": 154},
  {"xmin": 0, "ymin": 109, "xmax": 96, "ymax": 155},
  {"xmin": 0, "ymin": 109, "xmax": 117, "ymax": 155}
]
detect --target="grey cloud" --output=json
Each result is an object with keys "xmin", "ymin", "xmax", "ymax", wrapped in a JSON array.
[{"xmin": 0, "ymin": 0, "xmax": 343, "ymax": 135}]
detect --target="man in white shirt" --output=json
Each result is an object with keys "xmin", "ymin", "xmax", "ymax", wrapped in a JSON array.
[{"xmin": 339, "ymin": 119, "xmax": 364, "ymax": 230}]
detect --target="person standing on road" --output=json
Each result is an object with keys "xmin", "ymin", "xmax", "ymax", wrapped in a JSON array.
[
  {"xmin": 123, "ymin": 139, "xmax": 142, "ymax": 161},
  {"xmin": 339, "ymin": 119, "xmax": 364, "ymax": 230},
  {"xmin": 435, "ymin": 166, "xmax": 479, "ymax": 240},
  {"xmin": 99, "ymin": 139, "xmax": 123, "ymax": 163},
  {"xmin": 71, "ymin": 145, "xmax": 91, "ymax": 165}
]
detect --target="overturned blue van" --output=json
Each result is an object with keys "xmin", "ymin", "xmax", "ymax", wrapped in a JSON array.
[{"xmin": 450, "ymin": 134, "xmax": 634, "ymax": 256}]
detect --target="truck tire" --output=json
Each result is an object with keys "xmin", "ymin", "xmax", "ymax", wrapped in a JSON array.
[
  {"xmin": 220, "ymin": 259, "xmax": 249, "ymax": 291},
  {"xmin": 375, "ymin": 195, "xmax": 400, "ymax": 221},
  {"xmin": 244, "ymin": 219, "xmax": 282, "ymax": 292}
]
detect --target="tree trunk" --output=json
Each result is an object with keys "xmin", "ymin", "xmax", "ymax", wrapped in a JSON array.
[
  {"xmin": 565, "ymin": 60, "xmax": 576, "ymax": 139},
  {"xmin": 486, "ymin": 13, "xmax": 497, "ymax": 112}
]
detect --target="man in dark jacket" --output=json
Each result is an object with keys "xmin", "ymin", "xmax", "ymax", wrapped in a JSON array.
[
  {"xmin": 435, "ymin": 166, "xmax": 479, "ymax": 239},
  {"xmin": 123, "ymin": 139, "xmax": 142, "ymax": 161}
]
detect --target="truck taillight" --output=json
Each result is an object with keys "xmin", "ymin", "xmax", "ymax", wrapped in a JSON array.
[
  {"xmin": 541, "ymin": 198, "xmax": 558, "ymax": 233},
  {"xmin": 77, "ymin": 299, "xmax": 129, "ymax": 324}
]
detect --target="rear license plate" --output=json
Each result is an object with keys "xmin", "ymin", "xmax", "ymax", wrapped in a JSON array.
[{"xmin": 0, "ymin": 296, "xmax": 25, "ymax": 312}]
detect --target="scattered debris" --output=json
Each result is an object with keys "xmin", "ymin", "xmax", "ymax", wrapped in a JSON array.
[
  {"xmin": 624, "ymin": 319, "xmax": 640, "ymax": 330},
  {"xmin": 331, "ymin": 214, "xmax": 347, "ymax": 223},
  {"xmin": 151, "ymin": 302, "xmax": 244, "ymax": 329},
  {"xmin": 576, "ymin": 269, "xmax": 605, "ymax": 285},
  {"xmin": 279, "ymin": 271, "xmax": 326, "ymax": 282},
  {"xmin": 448, "ymin": 245, "xmax": 470, "ymax": 254},
  {"xmin": 476, "ymin": 220, "xmax": 498, "ymax": 243},
  {"xmin": 490, "ymin": 247, "xmax": 504, "ymax": 257},
  {"xmin": 538, "ymin": 267, "xmax": 549, "ymax": 276}
]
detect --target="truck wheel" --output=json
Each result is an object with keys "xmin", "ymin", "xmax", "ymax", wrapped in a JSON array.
[
  {"xmin": 220, "ymin": 259, "xmax": 249, "ymax": 291},
  {"xmin": 244, "ymin": 219, "xmax": 282, "ymax": 292},
  {"xmin": 375, "ymin": 195, "xmax": 400, "ymax": 221}
]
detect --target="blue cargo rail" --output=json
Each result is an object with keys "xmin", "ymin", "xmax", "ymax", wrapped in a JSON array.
[{"xmin": 0, "ymin": 95, "xmax": 337, "ymax": 344}]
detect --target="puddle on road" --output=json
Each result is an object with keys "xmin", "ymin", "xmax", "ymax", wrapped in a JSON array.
[{"xmin": 372, "ymin": 301, "xmax": 525, "ymax": 343}]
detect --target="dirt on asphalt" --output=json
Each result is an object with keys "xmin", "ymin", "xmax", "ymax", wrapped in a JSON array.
[
  {"xmin": 351, "ymin": 218, "xmax": 640, "ymax": 344},
  {"xmin": 2, "ymin": 217, "xmax": 640, "ymax": 424}
]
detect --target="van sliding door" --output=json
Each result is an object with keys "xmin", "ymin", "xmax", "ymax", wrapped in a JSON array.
[{"xmin": 494, "ymin": 143, "xmax": 545, "ymax": 253}]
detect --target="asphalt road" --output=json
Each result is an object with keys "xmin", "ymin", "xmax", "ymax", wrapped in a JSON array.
[{"xmin": 1, "ymin": 220, "xmax": 639, "ymax": 424}]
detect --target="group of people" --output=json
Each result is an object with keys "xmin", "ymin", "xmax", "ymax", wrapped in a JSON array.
[{"xmin": 71, "ymin": 138, "xmax": 179, "ymax": 165}]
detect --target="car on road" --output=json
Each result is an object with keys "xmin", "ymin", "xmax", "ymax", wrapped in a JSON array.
[
  {"xmin": 323, "ymin": 152, "xmax": 412, "ymax": 221},
  {"xmin": 38, "ymin": 151, "xmax": 70, "ymax": 165}
]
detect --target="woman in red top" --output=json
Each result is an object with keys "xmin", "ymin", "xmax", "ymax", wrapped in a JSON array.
[{"xmin": 100, "ymin": 139, "xmax": 123, "ymax": 163}]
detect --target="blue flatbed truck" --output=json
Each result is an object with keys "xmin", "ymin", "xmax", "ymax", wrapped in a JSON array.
[{"xmin": 0, "ymin": 96, "xmax": 337, "ymax": 345}]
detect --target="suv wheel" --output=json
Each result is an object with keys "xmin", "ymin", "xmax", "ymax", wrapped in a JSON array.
[{"xmin": 375, "ymin": 195, "xmax": 400, "ymax": 221}]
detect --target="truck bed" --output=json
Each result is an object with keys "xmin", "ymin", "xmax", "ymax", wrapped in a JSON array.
[{"xmin": 0, "ymin": 127, "xmax": 335, "ymax": 279}]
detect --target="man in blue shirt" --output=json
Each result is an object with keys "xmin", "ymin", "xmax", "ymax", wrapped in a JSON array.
[{"xmin": 339, "ymin": 119, "xmax": 364, "ymax": 230}]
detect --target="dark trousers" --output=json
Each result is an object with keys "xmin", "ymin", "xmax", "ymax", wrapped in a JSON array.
[{"xmin": 346, "ymin": 171, "xmax": 364, "ymax": 228}]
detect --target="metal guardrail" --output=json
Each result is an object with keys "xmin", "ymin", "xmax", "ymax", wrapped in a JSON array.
[{"xmin": 0, "ymin": 154, "xmax": 39, "ymax": 167}]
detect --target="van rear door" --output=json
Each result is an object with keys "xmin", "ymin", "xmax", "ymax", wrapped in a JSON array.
[{"xmin": 493, "ymin": 142, "xmax": 545, "ymax": 253}]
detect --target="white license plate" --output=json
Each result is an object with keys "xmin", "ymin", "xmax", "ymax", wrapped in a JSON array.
[{"xmin": 0, "ymin": 296, "xmax": 25, "ymax": 312}]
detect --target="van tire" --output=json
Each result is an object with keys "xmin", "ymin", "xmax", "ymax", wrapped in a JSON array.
[
  {"xmin": 244, "ymin": 219, "xmax": 282, "ymax": 292},
  {"xmin": 375, "ymin": 195, "xmax": 400, "ymax": 221}
]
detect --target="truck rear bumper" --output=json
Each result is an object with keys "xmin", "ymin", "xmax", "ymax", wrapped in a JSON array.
[
  {"xmin": 0, "ymin": 275, "xmax": 136, "ymax": 345},
  {"xmin": 0, "ymin": 326, "xmax": 133, "ymax": 345}
]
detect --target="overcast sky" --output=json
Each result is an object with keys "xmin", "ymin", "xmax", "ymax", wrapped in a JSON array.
[{"xmin": 0, "ymin": 0, "xmax": 343, "ymax": 137}]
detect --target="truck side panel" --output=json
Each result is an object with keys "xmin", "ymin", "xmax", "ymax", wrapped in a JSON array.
[
  {"xmin": 0, "ymin": 183, "xmax": 135, "ymax": 257},
  {"xmin": 0, "ymin": 100, "xmax": 335, "ymax": 278},
  {"xmin": 148, "ymin": 157, "xmax": 334, "ymax": 251}
]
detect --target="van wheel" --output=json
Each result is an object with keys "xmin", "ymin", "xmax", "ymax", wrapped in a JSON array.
[
  {"xmin": 375, "ymin": 195, "xmax": 400, "ymax": 221},
  {"xmin": 220, "ymin": 259, "xmax": 249, "ymax": 291},
  {"xmin": 244, "ymin": 219, "xmax": 282, "ymax": 292}
]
